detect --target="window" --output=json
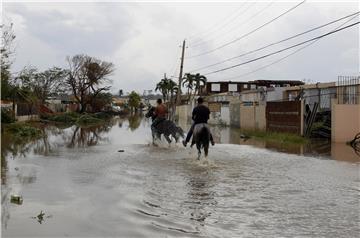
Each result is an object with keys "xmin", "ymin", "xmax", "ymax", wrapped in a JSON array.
[
  {"xmin": 250, "ymin": 84, "xmax": 256, "ymax": 89},
  {"xmin": 243, "ymin": 84, "xmax": 248, "ymax": 89},
  {"xmin": 229, "ymin": 84, "xmax": 237, "ymax": 92},
  {"xmin": 211, "ymin": 83, "xmax": 220, "ymax": 92}
]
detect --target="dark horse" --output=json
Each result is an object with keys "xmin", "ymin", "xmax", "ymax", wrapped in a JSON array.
[
  {"xmin": 191, "ymin": 123, "xmax": 211, "ymax": 159},
  {"xmin": 145, "ymin": 107, "xmax": 184, "ymax": 144}
]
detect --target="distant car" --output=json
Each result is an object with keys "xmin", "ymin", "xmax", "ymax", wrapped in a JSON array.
[{"xmin": 112, "ymin": 105, "xmax": 122, "ymax": 112}]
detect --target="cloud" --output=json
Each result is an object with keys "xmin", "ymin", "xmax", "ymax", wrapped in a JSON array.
[{"xmin": 3, "ymin": 1, "xmax": 359, "ymax": 93}]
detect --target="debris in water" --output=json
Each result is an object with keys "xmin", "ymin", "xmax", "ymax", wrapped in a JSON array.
[
  {"xmin": 14, "ymin": 167, "xmax": 19, "ymax": 171},
  {"xmin": 10, "ymin": 195, "xmax": 23, "ymax": 205},
  {"xmin": 31, "ymin": 210, "xmax": 52, "ymax": 224},
  {"xmin": 240, "ymin": 134, "xmax": 250, "ymax": 139},
  {"xmin": 118, "ymin": 149, "xmax": 125, "ymax": 152}
]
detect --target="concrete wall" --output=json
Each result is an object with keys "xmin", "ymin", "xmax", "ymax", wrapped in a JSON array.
[
  {"xmin": 239, "ymin": 105, "xmax": 266, "ymax": 130},
  {"xmin": 331, "ymin": 101, "xmax": 360, "ymax": 142},
  {"xmin": 230, "ymin": 102, "xmax": 240, "ymax": 127},
  {"xmin": 267, "ymin": 87, "xmax": 285, "ymax": 102},
  {"xmin": 220, "ymin": 104, "xmax": 230, "ymax": 126},
  {"xmin": 175, "ymin": 104, "xmax": 192, "ymax": 128},
  {"xmin": 208, "ymin": 111, "xmax": 221, "ymax": 125},
  {"xmin": 207, "ymin": 103, "xmax": 231, "ymax": 126},
  {"xmin": 16, "ymin": 115, "xmax": 39, "ymax": 122},
  {"xmin": 255, "ymin": 105, "xmax": 266, "ymax": 130}
]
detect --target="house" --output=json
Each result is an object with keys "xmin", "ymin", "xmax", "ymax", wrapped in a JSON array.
[
  {"xmin": 250, "ymin": 79, "xmax": 304, "ymax": 88},
  {"xmin": 200, "ymin": 81, "xmax": 249, "ymax": 95},
  {"xmin": 204, "ymin": 93, "xmax": 240, "ymax": 126},
  {"xmin": 331, "ymin": 76, "xmax": 360, "ymax": 143},
  {"xmin": 240, "ymin": 87, "xmax": 287, "ymax": 106},
  {"xmin": 284, "ymin": 82, "xmax": 337, "ymax": 110},
  {"xmin": 141, "ymin": 94, "xmax": 162, "ymax": 107},
  {"xmin": 45, "ymin": 95, "xmax": 78, "ymax": 112},
  {"xmin": 200, "ymin": 79, "xmax": 304, "ymax": 95}
]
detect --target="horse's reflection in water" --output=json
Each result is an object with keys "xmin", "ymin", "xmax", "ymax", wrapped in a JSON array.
[{"xmin": 145, "ymin": 107, "xmax": 184, "ymax": 145}]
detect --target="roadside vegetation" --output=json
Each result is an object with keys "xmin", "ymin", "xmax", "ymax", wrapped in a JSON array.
[
  {"xmin": 1, "ymin": 22, "xmax": 117, "ymax": 133},
  {"xmin": 40, "ymin": 112, "xmax": 112, "ymax": 126},
  {"xmin": 3, "ymin": 122, "xmax": 43, "ymax": 141},
  {"xmin": 240, "ymin": 129, "xmax": 309, "ymax": 145}
]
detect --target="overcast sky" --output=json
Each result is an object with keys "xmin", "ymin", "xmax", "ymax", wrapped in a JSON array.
[{"xmin": 3, "ymin": 0, "xmax": 359, "ymax": 94}]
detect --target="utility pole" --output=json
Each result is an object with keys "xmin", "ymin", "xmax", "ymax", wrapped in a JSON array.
[{"xmin": 176, "ymin": 39, "xmax": 186, "ymax": 105}]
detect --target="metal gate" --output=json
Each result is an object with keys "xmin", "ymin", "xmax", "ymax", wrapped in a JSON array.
[{"xmin": 266, "ymin": 101, "xmax": 301, "ymax": 134}]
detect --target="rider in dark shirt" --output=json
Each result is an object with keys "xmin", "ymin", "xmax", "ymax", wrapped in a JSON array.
[{"xmin": 182, "ymin": 97, "xmax": 215, "ymax": 147}]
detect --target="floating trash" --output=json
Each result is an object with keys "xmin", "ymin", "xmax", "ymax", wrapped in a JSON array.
[
  {"xmin": 31, "ymin": 210, "xmax": 52, "ymax": 224},
  {"xmin": 10, "ymin": 195, "xmax": 23, "ymax": 205},
  {"xmin": 118, "ymin": 149, "xmax": 125, "ymax": 152}
]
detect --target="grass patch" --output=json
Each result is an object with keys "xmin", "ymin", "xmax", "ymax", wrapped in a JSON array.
[
  {"xmin": 241, "ymin": 129, "xmax": 308, "ymax": 145},
  {"xmin": 41, "ymin": 112, "xmax": 108, "ymax": 125},
  {"xmin": 4, "ymin": 122, "xmax": 43, "ymax": 139},
  {"xmin": 41, "ymin": 112, "xmax": 79, "ymax": 124},
  {"xmin": 76, "ymin": 114, "xmax": 103, "ymax": 125}
]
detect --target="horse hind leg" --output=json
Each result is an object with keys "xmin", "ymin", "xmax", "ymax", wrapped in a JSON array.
[
  {"xmin": 196, "ymin": 144, "xmax": 201, "ymax": 160},
  {"xmin": 204, "ymin": 145, "xmax": 209, "ymax": 157},
  {"xmin": 164, "ymin": 134, "xmax": 172, "ymax": 144},
  {"xmin": 197, "ymin": 150, "xmax": 201, "ymax": 160}
]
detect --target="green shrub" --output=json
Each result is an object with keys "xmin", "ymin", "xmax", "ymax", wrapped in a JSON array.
[
  {"xmin": 76, "ymin": 114, "xmax": 102, "ymax": 125},
  {"xmin": 42, "ymin": 112, "xmax": 80, "ymax": 124},
  {"xmin": 1, "ymin": 107, "xmax": 15, "ymax": 123},
  {"xmin": 6, "ymin": 123, "xmax": 42, "ymax": 138}
]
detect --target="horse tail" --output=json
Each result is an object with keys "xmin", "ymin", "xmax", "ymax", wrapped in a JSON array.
[{"xmin": 199, "ymin": 126, "xmax": 210, "ymax": 156}]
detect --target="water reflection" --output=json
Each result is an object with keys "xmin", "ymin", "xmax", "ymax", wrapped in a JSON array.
[
  {"xmin": 185, "ymin": 168, "xmax": 216, "ymax": 227},
  {"xmin": 211, "ymin": 125, "xmax": 359, "ymax": 162},
  {"xmin": 65, "ymin": 125, "xmax": 110, "ymax": 148},
  {"xmin": 127, "ymin": 114, "xmax": 142, "ymax": 131},
  {"xmin": 1, "ymin": 116, "xmax": 359, "ymax": 237}
]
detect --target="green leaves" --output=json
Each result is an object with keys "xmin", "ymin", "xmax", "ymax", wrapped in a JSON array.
[
  {"xmin": 128, "ymin": 91, "xmax": 141, "ymax": 110},
  {"xmin": 155, "ymin": 76, "xmax": 178, "ymax": 102},
  {"xmin": 182, "ymin": 73, "xmax": 207, "ymax": 101}
]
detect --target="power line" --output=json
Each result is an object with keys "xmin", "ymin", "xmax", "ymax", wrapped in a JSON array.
[
  {"xmin": 189, "ymin": 11, "xmax": 360, "ymax": 72},
  {"xmin": 187, "ymin": 0, "xmax": 306, "ymax": 59},
  {"xmin": 187, "ymin": 2, "xmax": 248, "ymax": 43},
  {"xmin": 190, "ymin": 1, "xmax": 275, "ymax": 48},
  {"xmin": 203, "ymin": 21, "xmax": 360, "ymax": 76},
  {"xmin": 220, "ymin": 14, "xmax": 360, "ymax": 81}
]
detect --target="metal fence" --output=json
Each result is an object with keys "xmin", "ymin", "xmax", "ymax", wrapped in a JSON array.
[
  {"xmin": 337, "ymin": 76, "xmax": 360, "ymax": 104},
  {"xmin": 266, "ymin": 101, "xmax": 302, "ymax": 135}
]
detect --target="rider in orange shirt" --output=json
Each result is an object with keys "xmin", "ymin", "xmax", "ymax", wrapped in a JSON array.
[{"xmin": 151, "ymin": 99, "xmax": 168, "ymax": 133}]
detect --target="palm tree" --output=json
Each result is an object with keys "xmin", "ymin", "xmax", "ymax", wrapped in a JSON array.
[
  {"xmin": 155, "ymin": 78, "xmax": 169, "ymax": 102},
  {"xmin": 193, "ymin": 73, "xmax": 207, "ymax": 96},
  {"xmin": 182, "ymin": 73, "xmax": 206, "ymax": 103},
  {"xmin": 182, "ymin": 73, "xmax": 195, "ymax": 102},
  {"xmin": 155, "ymin": 76, "xmax": 179, "ymax": 120}
]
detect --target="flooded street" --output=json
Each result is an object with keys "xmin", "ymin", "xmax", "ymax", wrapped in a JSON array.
[{"xmin": 1, "ymin": 116, "xmax": 359, "ymax": 237}]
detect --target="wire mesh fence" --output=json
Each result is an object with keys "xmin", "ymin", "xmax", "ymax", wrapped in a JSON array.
[{"xmin": 337, "ymin": 76, "xmax": 360, "ymax": 104}]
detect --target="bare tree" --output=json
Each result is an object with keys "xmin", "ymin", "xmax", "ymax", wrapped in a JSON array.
[
  {"xmin": 1, "ymin": 22, "xmax": 16, "ymax": 100},
  {"xmin": 66, "ymin": 54, "xmax": 114, "ymax": 113},
  {"xmin": 16, "ymin": 66, "xmax": 68, "ymax": 103}
]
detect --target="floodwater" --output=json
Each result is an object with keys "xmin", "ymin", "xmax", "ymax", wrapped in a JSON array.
[{"xmin": 1, "ymin": 116, "xmax": 359, "ymax": 237}]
